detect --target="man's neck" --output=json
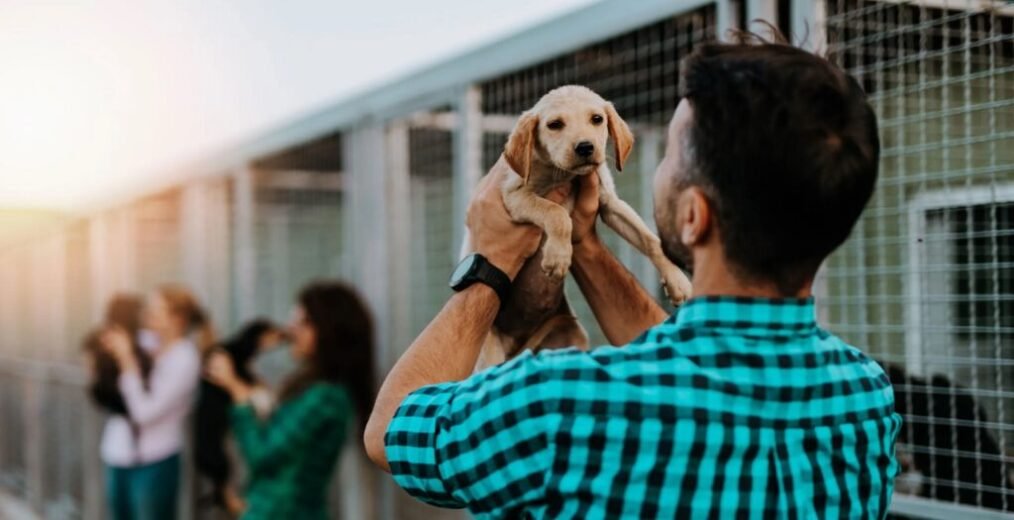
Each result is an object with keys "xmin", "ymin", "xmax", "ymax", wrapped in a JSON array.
[{"xmin": 688, "ymin": 250, "xmax": 813, "ymax": 299}]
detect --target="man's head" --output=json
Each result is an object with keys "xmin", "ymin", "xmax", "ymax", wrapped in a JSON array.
[{"xmin": 653, "ymin": 39, "xmax": 880, "ymax": 296}]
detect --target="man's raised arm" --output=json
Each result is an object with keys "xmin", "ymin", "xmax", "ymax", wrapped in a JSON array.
[
  {"xmin": 569, "ymin": 174, "xmax": 667, "ymax": 345},
  {"xmin": 363, "ymin": 168, "xmax": 546, "ymax": 471}
]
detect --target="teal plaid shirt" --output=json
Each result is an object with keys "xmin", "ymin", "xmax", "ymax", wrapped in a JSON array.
[{"xmin": 386, "ymin": 297, "xmax": 901, "ymax": 519}]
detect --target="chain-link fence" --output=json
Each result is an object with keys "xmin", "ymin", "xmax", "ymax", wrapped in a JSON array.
[{"xmin": 0, "ymin": 1, "xmax": 1011, "ymax": 518}]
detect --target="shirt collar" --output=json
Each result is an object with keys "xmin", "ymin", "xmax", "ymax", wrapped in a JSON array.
[{"xmin": 671, "ymin": 296, "xmax": 818, "ymax": 337}]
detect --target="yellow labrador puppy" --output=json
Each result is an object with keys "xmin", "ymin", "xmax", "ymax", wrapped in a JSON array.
[{"xmin": 464, "ymin": 85, "xmax": 692, "ymax": 370}]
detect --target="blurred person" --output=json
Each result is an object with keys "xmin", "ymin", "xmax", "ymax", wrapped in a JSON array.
[
  {"xmin": 194, "ymin": 319, "xmax": 285, "ymax": 517},
  {"xmin": 82, "ymin": 294, "xmax": 152, "ymax": 422},
  {"xmin": 101, "ymin": 284, "xmax": 216, "ymax": 520},
  {"xmin": 204, "ymin": 281, "xmax": 375, "ymax": 520},
  {"xmin": 366, "ymin": 32, "xmax": 900, "ymax": 518}
]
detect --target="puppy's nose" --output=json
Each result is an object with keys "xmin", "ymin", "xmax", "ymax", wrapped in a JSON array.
[{"xmin": 575, "ymin": 141, "xmax": 594, "ymax": 158}]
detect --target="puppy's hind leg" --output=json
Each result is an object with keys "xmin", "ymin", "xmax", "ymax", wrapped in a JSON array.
[
  {"xmin": 473, "ymin": 332, "xmax": 508, "ymax": 373},
  {"xmin": 534, "ymin": 315, "xmax": 589, "ymax": 352}
]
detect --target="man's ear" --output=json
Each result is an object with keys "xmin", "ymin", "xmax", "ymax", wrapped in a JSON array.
[
  {"xmin": 605, "ymin": 102, "xmax": 633, "ymax": 171},
  {"xmin": 504, "ymin": 111, "xmax": 539, "ymax": 183},
  {"xmin": 679, "ymin": 187, "xmax": 713, "ymax": 246}
]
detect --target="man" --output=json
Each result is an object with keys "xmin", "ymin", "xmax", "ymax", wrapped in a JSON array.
[{"xmin": 365, "ymin": 38, "xmax": 900, "ymax": 519}]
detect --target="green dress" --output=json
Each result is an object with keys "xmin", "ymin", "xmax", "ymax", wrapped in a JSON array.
[{"xmin": 231, "ymin": 382, "xmax": 351, "ymax": 520}]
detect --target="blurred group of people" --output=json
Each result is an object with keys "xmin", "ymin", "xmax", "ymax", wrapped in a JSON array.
[{"xmin": 81, "ymin": 281, "xmax": 376, "ymax": 520}]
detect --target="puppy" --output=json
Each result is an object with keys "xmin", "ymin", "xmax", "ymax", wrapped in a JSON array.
[{"xmin": 463, "ymin": 85, "xmax": 692, "ymax": 370}]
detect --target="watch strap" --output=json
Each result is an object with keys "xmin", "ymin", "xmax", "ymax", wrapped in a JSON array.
[{"xmin": 474, "ymin": 256, "xmax": 512, "ymax": 303}]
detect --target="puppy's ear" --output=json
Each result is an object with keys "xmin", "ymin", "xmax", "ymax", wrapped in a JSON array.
[
  {"xmin": 504, "ymin": 111, "xmax": 539, "ymax": 183},
  {"xmin": 605, "ymin": 102, "xmax": 634, "ymax": 171}
]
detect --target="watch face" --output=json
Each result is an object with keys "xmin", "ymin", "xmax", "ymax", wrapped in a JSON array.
[{"xmin": 449, "ymin": 255, "xmax": 478, "ymax": 287}]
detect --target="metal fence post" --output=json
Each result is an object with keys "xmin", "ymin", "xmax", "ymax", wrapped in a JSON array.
[
  {"xmin": 746, "ymin": 0, "xmax": 777, "ymax": 26},
  {"xmin": 343, "ymin": 121, "xmax": 393, "ymax": 520},
  {"xmin": 233, "ymin": 167, "xmax": 258, "ymax": 322},
  {"xmin": 792, "ymin": 0, "xmax": 825, "ymax": 51},
  {"xmin": 452, "ymin": 85, "xmax": 482, "ymax": 259},
  {"xmin": 636, "ymin": 128, "xmax": 663, "ymax": 291},
  {"xmin": 22, "ymin": 371, "xmax": 43, "ymax": 513},
  {"xmin": 182, "ymin": 181, "xmax": 210, "ymax": 303},
  {"xmin": 715, "ymin": 0, "xmax": 736, "ymax": 38}
]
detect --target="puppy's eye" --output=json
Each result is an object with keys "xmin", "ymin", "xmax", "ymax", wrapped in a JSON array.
[
  {"xmin": 547, "ymin": 120, "xmax": 564, "ymax": 130},
  {"xmin": 591, "ymin": 114, "xmax": 604, "ymax": 125}
]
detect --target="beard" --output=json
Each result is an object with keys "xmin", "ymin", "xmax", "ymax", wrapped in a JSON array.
[
  {"xmin": 660, "ymin": 230, "xmax": 693, "ymax": 273},
  {"xmin": 655, "ymin": 200, "xmax": 694, "ymax": 273}
]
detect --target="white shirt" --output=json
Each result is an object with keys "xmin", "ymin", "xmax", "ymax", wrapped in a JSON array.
[{"xmin": 100, "ymin": 338, "xmax": 201, "ymax": 467}]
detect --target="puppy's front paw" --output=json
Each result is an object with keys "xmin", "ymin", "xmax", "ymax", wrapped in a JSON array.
[
  {"xmin": 541, "ymin": 241, "xmax": 572, "ymax": 279},
  {"xmin": 662, "ymin": 268, "xmax": 693, "ymax": 305}
]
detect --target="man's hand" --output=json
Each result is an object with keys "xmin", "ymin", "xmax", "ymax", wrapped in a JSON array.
[
  {"xmin": 570, "ymin": 172, "xmax": 601, "ymax": 247},
  {"xmin": 466, "ymin": 168, "xmax": 570, "ymax": 278}
]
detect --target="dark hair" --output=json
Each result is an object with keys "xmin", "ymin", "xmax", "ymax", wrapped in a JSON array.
[
  {"xmin": 677, "ymin": 32, "xmax": 880, "ymax": 294},
  {"xmin": 82, "ymin": 294, "xmax": 152, "ymax": 415},
  {"xmin": 194, "ymin": 319, "xmax": 276, "ymax": 511},
  {"xmin": 279, "ymin": 281, "xmax": 376, "ymax": 434}
]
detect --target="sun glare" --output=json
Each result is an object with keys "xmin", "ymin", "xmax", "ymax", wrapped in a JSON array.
[{"xmin": 0, "ymin": 4, "xmax": 140, "ymax": 210}]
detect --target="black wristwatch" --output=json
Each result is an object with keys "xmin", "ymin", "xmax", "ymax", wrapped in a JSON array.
[{"xmin": 449, "ymin": 253, "xmax": 511, "ymax": 303}]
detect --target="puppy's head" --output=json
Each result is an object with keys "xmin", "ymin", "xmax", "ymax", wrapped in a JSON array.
[{"xmin": 504, "ymin": 85, "xmax": 633, "ymax": 183}]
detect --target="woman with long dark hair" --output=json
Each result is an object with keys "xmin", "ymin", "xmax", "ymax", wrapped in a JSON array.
[
  {"xmin": 101, "ymin": 284, "xmax": 215, "ymax": 520},
  {"xmin": 205, "ymin": 281, "xmax": 376, "ymax": 520},
  {"xmin": 194, "ymin": 319, "xmax": 284, "ymax": 516}
]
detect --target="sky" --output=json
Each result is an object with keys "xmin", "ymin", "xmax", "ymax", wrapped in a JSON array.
[{"xmin": 0, "ymin": 0, "xmax": 597, "ymax": 210}]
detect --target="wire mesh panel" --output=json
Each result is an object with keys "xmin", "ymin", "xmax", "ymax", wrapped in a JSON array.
[
  {"xmin": 0, "ymin": 367, "xmax": 28, "ymax": 494},
  {"xmin": 825, "ymin": 0, "xmax": 1014, "ymax": 512},
  {"xmin": 132, "ymin": 189, "xmax": 184, "ymax": 294},
  {"xmin": 64, "ymin": 220, "xmax": 92, "ymax": 362},
  {"xmin": 0, "ymin": 245, "xmax": 29, "ymax": 358},
  {"xmin": 41, "ymin": 377, "xmax": 89, "ymax": 519},
  {"xmin": 245, "ymin": 132, "xmax": 346, "ymax": 326},
  {"xmin": 405, "ymin": 126, "xmax": 456, "ymax": 342},
  {"xmin": 250, "ymin": 177, "xmax": 345, "ymax": 322},
  {"xmin": 478, "ymin": 7, "xmax": 717, "ymax": 345}
]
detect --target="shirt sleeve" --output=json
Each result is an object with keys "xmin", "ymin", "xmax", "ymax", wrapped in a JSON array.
[
  {"xmin": 231, "ymin": 384, "xmax": 349, "ymax": 473},
  {"xmin": 385, "ymin": 351, "xmax": 559, "ymax": 513},
  {"xmin": 119, "ymin": 344, "xmax": 200, "ymax": 426}
]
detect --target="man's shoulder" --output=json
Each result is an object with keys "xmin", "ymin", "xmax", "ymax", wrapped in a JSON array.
[{"xmin": 817, "ymin": 329, "xmax": 892, "ymax": 381}]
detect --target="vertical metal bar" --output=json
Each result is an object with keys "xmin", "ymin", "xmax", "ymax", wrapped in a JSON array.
[
  {"xmin": 87, "ymin": 215, "xmax": 111, "ymax": 325},
  {"xmin": 746, "ymin": 0, "xmax": 777, "ymax": 26},
  {"xmin": 22, "ymin": 372, "xmax": 42, "ymax": 513},
  {"xmin": 267, "ymin": 205, "xmax": 290, "ymax": 320},
  {"xmin": 182, "ymin": 181, "xmax": 209, "ymax": 302},
  {"xmin": 716, "ymin": 0, "xmax": 737, "ymax": 40},
  {"xmin": 637, "ymin": 127, "xmax": 663, "ymax": 291},
  {"xmin": 206, "ymin": 178, "xmax": 234, "ymax": 329},
  {"xmin": 343, "ymin": 121, "xmax": 395, "ymax": 520},
  {"xmin": 116, "ymin": 206, "xmax": 138, "ymax": 293},
  {"xmin": 452, "ymin": 86, "xmax": 483, "ymax": 260},
  {"xmin": 986, "ymin": 5, "xmax": 1008, "ymax": 510},
  {"xmin": 232, "ymin": 167, "xmax": 258, "ymax": 322},
  {"xmin": 791, "ymin": 0, "xmax": 826, "ymax": 51},
  {"xmin": 82, "ymin": 401, "xmax": 103, "ymax": 520},
  {"xmin": 386, "ymin": 121, "xmax": 412, "ymax": 367}
]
